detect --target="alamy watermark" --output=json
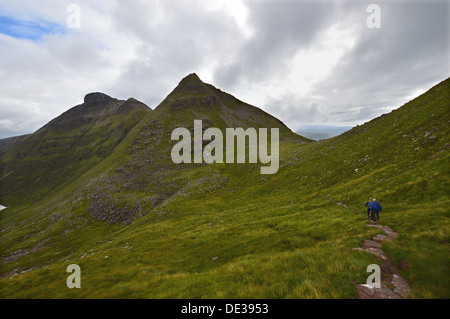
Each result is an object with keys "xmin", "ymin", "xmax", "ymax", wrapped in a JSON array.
[
  {"xmin": 171, "ymin": 120, "xmax": 279, "ymax": 174},
  {"xmin": 367, "ymin": 4, "xmax": 381, "ymax": 29},
  {"xmin": 66, "ymin": 4, "xmax": 81, "ymax": 29},
  {"xmin": 66, "ymin": 264, "xmax": 81, "ymax": 288},
  {"xmin": 366, "ymin": 264, "xmax": 381, "ymax": 288},
  {"xmin": 66, "ymin": 4, "xmax": 380, "ymax": 30}
]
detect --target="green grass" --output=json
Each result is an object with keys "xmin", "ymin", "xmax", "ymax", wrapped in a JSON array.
[
  {"xmin": 0, "ymin": 77, "xmax": 449, "ymax": 298},
  {"xmin": 1, "ymin": 196, "xmax": 379, "ymax": 298}
]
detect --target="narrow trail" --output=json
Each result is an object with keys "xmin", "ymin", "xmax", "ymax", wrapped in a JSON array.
[
  {"xmin": 353, "ymin": 224, "xmax": 411, "ymax": 299},
  {"xmin": 328, "ymin": 196, "xmax": 412, "ymax": 299}
]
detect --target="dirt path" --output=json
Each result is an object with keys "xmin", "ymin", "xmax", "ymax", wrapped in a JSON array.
[
  {"xmin": 353, "ymin": 224, "xmax": 411, "ymax": 299},
  {"xmin": 328, "ymin": 196, "xmax": 411, "ymax": 299}
]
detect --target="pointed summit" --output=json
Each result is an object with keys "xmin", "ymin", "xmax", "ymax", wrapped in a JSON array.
[
  {"xmin": 168, "ymin": 73, "xmax": 209, "ymax": 99},
  {"xmin": 152, "ymin": 73, "xmax": 303, "ymax": 141},
  {"xmin": 180, "ymin": 72, "xmax": 202, "ymax": 84}
]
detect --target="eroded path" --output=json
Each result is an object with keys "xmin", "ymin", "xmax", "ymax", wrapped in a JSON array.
[
  {"xmin": 328, "ymin": 196, "xmax": 411, "ymax": 299},
  {"xmin": 353, "ymin": 224, "xmax": 411, "ymax": 299}
]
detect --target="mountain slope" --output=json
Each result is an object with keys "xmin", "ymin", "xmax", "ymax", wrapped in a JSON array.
[
  {"xmin": 85, "ymin": 74, "xmax": 309, "ymax": 224},
  {"xmin": 0, "ymin": 76, "xmax": 448, "ymax": 299},
  {"xmin": 0, "ymin": 93, "xmax": 151, "ymax": 205},
  {"xmin": 0, "ymin": 134, "xmax": 31, "ymax": 158}
]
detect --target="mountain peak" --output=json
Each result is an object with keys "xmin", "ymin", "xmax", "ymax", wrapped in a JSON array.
[
  {"xmin": 151, "ymin": 73, "xmax": 298, "ymax": 139},
  {"xmin": 84, "ymin": 92, "xmax": 115, "ymax": 105},
  {"xmin": 171, "ymin": 73, "xmax": 207, "ymax": 95},
  {"xmin": 180, "ymin": 73, "xmax": 202, "ymax": 84}
]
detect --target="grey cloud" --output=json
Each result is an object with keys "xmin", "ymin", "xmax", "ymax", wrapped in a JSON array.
[
  {"xmin": 107, "ymin": 0, "xmax": 245, "ymax": 107},
  {"xmin": 332, "ymin": 1, "xmax": 449, "ymax": 88},
  {"xmin": 265, "ymin": 93, "xmax": 320, "ymax": 127},
  {"xmin": 44, "ymin": 34, "xmax": 112, "ymax": 72},
  {"xmin": 262, "ymin": 1, "xmax": 449, "ymax": 128},
  {"xmin": 213, "ymin": 0, "xmax": 331, "ymax": 89}
]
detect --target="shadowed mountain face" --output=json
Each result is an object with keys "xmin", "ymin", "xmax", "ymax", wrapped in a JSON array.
[
  {"xmin": 84, "ymin": 74, "xmax": 309, "ymax": 223},
  {"xmin": 44, "ymin": 93, "xmax": 149, "ymax": 131},
  {"xmin": 84, "ymin": 92, "xmax": 115, "ymax": 105},
  {"xmin": 0, "ymin": 94, "xmax": 151, "ymax": 205},
  {"xmin": 0, "ymin": 73, "xmax": 307, "ymax": 217},
  {"xmin": 0, "ymin": 134, "xmax": 31, "ymax": 158}
]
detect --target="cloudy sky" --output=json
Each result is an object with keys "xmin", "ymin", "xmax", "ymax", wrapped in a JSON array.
[{"xmin": 0, "ymin": 0, "xmax": 448, "ymax": 138}]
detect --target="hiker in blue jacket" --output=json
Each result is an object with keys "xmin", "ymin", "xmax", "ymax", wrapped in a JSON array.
[
  {"xmin": 371, "ymin": 198, "xmax": 382, "ymax": 224},
  {"xmin": 364, "ymin": 198, "xmax": 372, "ymax": 220}
]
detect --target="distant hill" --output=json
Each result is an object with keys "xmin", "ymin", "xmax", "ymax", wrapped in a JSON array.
[{"xmin": 296, "ymin": 125, "xmax": 353, "ymax": 140}]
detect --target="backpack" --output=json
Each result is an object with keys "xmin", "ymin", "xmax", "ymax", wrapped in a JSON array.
[{"xmin": 373, "ymin": 201, "xmax": 382, "ymax": 211}]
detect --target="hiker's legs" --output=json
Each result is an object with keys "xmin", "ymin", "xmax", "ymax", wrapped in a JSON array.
[
  {"xmin": 376, "ymin": 211, "xmax": 380, "ymax": 221},
  {"xmin": 371, "ymin": 211, "xmax": 376, "ymax": 222}
]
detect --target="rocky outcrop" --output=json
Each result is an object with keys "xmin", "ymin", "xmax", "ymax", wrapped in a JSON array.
[{"xmin": 84, "ymin": 92, "xmax": 115, "ymax": 106}]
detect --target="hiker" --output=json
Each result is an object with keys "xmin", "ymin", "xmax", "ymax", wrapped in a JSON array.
[
  {"xmin": 371, "ymin": 198, "xmax": 382, "ymax": 223},
  {"xmin": 364, "ymin": 198, "xmax": 372, "ymax": 220}
]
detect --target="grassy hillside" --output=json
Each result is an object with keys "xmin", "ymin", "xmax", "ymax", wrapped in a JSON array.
[{"xmin": 0, "ymin": 76, "xmax": 448, "ymax": 298}]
